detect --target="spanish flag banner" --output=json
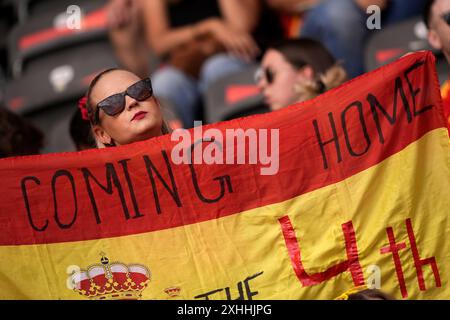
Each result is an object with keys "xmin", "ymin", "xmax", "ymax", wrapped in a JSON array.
[{"xmin": 0, "ymin": 51, "xmax": 449, "ymax": 300}]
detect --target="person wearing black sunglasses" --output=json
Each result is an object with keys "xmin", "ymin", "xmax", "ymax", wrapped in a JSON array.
[
  {"xmin": 255, "ymin": 38, "xmax": 347, "ymax": 111},
  {"xmin": 424, "ymin": 0, "xmax": 450, "ymax": 135},
  {"xmin": 424, "ymin": 0, "xmax": 450, "ymax": 63},
  {"xmin": 83, "ymin": 68, "xmax": 170, "ymax": 148}
]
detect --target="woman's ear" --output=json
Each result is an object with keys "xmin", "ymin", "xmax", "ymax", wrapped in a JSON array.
[
  {"xmin": 428, "ymin": 29, "xmax": 442, "ymax": 51},
  {"xmin": 296, "ymin": 65, "xmax": 315, "ymax": 81},
  {"xmin": 92, "ymin": 125, "xmax": 112, "ymax": 146}
]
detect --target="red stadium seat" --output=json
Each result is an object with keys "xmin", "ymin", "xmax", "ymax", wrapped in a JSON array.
[
  {"xmin": 4, "ymin": 40, "xmax": 119, "ymax": 153},
  {"xmin": 204, "ymin": 65, "xmax": 269, "ymax": 124},
  {"xmin": 7, "ymin": 0, "xmax": 108, "ymax": 78},
  {"xmin": 365, "ymin": 15, "xmax": 450, "ymax": 83}
]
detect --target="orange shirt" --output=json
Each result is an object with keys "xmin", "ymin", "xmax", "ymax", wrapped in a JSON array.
[{"xmin": 440, "ymin": 78, "xmax": 450, "ymax": 136}]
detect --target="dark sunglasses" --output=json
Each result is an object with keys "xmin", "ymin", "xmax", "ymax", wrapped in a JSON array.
[
  {"xmin": 95, "ymin": 77, "xmax": 153, "ymax": 124},
  {"xmin": 255, "ymin": 67, "xmax": 275, "ymax": 85},
  {"xmin": 441, "ymin": 12, "xmax": 450, "ymax": 25}
]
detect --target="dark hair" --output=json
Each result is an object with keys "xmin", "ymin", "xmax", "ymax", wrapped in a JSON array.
[
  {"xmin": 69, "ymin": 108, "xmax": 96, "ymax": 151},
  {"xmin": 270, "ymin": 38, "xmax": 337, "ymax": 76},
  {"xmin": 85, "ymin": 68, "xmax": 119, "ymax": 125},
  {"xmin": 347, "ymin": 289, "xmax": 394, "ymax": 300},
  {"xmin": 423, "ymin": 0, "xmax": 436, "ymax": 28},
  {"xmin": 0, "ymin": 107, "xmax": 44, "ymax": 158}
]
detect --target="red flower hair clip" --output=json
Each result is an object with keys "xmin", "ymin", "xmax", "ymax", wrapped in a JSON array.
[{"xmin": 78, "ymin": 96, "xmax": 89, "ymax": 121}]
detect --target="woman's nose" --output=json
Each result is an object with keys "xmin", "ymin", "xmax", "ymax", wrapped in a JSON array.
[
  {"xmin": 125, "ymin": 95, "xmax": 139, "ymax": 110},
  {"xmin": 257, "ymin": 76, "xmax": 266, "ymax": 90}
]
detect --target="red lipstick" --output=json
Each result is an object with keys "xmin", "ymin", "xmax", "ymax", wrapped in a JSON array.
[{"xmin": 132, "ymin": 111, "xmax": 148, "ymax": 121}]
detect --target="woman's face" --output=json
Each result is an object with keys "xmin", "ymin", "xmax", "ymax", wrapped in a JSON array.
[
  {"xmin": 90, "ymin": 70, "xmax": 163, "ymax": 146},
  {"xmin": 257, "ymin": 49, "xmax": 310, "ymax": 111}
]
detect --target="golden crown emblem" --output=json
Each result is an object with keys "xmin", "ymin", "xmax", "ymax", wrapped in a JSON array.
[
  {"xmin": 70, "ymin": 253, "xmax": 151, "ymax": 300},
  {"xmin": 164, "ymin": 286, "xmax": 181, "ymax": 298}
]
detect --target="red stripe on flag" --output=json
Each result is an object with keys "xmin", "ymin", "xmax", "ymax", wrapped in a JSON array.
[{"xmin": 0, "ymin": 52, "xmax": 445, "ymax": 245}]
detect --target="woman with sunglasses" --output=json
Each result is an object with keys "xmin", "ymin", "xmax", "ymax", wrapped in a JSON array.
[
  {"xmin": 256, "ymin": 38, "xmax": 347, "ymax": 112},
  {"xmin": 82, "ymin": 68, "xmax": 169, "ymax": 148},
  {"xmin": 424, "ymin": 0, "xmax": 450, "ymax": 135},
  {"xmin": 425, "ymin": 0, "xmax": 450, "ymax": 63}
]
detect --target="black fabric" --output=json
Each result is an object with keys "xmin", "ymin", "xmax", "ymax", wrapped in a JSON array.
[
  {"xmin": 5, "ymin": 40, "xmax": 118, "ymax": 114},
  {"xmin": 164, "ymin": 1, "xmax": 281, "ymax": 123},
  {"xmin": 252, "ymin": 3, "xmax": 284, "ymax": 56},
  {"xmin": 167, "ymin": 0, "xmax": 221, "ymax": 28},
  {"xmin": 166, "ymin": 0, "xmax": 283, "ymax": 59}
]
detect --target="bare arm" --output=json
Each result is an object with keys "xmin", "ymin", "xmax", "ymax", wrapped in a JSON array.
[
  {"xmin": 218, "ymin": 0, "xmax": 260, "ymax": 32},
  {"xmin": 140, "ymin": 0, "xmax": 260, "ymax": 59},
  {"xmin": 140, "ymin": 0, "xmax": 214, "ymax": 56}
]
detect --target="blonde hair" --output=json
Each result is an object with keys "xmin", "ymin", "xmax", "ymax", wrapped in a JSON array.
[
  {"xmin": 294, "ymin": 64, "xmax": 347, "ymax": 101},
  {"xmin": 269, "ymin": 38, "xmax": 347, "ymax": 103}
]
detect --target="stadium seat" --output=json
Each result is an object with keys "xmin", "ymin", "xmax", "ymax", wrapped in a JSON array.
[
  {"xmin": 3, "ymin": 0, "xmax": 105, "ymax": 23},
  {"xmin": 0, "ymin": 0, "xmax": 16, "ymax": 82},
  {"xmin": 27, "ymin": 0, "xmax": 105, "ymax": 17},
  {"xmin": 7, "ymin": 0, "xmax": 108, "ymax": 78},
  {"xmin": 4, "ymin": 39, "xmax": 119, "ymax": 153},
  {"xmin": 204, "ymin": 65, "xmax": 269, "ymax": 124},
  {"xmin": 2, "ymin": 0, "xmax": 28, "ymax": 24},
  {"xmin": 365, "ymin": 15, "xmax": 450, "ymax": 83}
]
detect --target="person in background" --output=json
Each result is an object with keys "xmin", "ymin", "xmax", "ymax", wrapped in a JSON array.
[
  {"xmin": 425, "ymin": 0, "xmax": 450, "ymax": 62},
  {"xmin": 266, "ymin": 0, "xmax": 318, "ymax": 13},
  {"xmin": 300, "ymin": 0, "xmax": 427, "ymax": 78},
  {"xmin": 256, "ymin": 38, "xmax": 347, "ymax": 111},
  {"xmin": 424, "ymin": 0, "xmax": 450, "ymax": 134},
  {"xmin": 0, "ymin": 107, "xmax": 44, "ymax": 158},
  {"xmin": 108, "ymin": 0, "xmax": 283, "ymax": 128},
  {"xmin": 81, "ymin": 68, "xmax": 170, "ymax": 148},
  {"xmin": 107, "ymin": 0, "xmax": 149, "ymax": 79},
  {"xmin": 265, "ymin": 0, "xmax": 319, "ymax": 38},
  {"xmin": 69, "ymin": 106, "xmax": 96, "ymax": 151},
  {"xmin": 142, "ymin": 0, "xmax": 270, "ymax": 128}
]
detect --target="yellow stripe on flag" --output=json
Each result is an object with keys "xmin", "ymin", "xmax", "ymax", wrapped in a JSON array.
[{"xmin": 1, "ymin": 128, "xmax": 448, "ymax": 300}]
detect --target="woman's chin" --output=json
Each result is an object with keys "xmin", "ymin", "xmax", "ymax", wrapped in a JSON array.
[
  {"xmin": 133, "ymin": 125, "xmax": 162, "ymax": 141},
  {"xmin": 270, "ymin": 103, "xmax": 282, "ymax": 111}
]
